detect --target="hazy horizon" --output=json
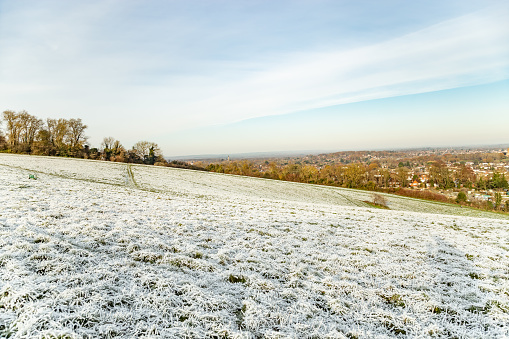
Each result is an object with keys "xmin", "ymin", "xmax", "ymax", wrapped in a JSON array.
[
  {"xmin": 1, "ymin": 0, "xmax": 508, "ymax": 156},
  {"xmin": 169, "ymin": 142, "xmax": 509, "ymax": 161}
]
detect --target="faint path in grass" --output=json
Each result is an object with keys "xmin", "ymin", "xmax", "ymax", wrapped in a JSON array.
[
  {"xmin": 126, "ymin": 164, "xmax": 139, "ymax": 189},
  {"xmin": 335, "ymin": 191, "xmax": 370, "ymax": 208}
]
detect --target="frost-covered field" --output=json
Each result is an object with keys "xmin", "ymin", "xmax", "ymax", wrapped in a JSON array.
[
  {"xmin": 2, "ymin": 153, "xmax": 507, "ymax": 220},
  {"xmin": 1, "ymin": 154, "xmax": 509, "ymax": 338}
]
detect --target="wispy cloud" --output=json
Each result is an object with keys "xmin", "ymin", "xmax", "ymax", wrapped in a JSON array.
[
  {"xmin": 170, "ymin": 5, "xmax": 509, "ymax": 127},
  {"xmin": 0, "ymin": 1, "xmax": 508, "ymax": 151}
]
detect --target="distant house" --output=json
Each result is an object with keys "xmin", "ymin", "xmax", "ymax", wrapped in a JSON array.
[
  {"xmin": 388, "ymin": 179, "xmax": 400, "ymax": 188},
  {"xmin": 410, "ymin": 180, "xmax": 420, "ymax": 188}
]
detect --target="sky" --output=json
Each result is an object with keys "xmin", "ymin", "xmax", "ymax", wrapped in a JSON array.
[{"xmin": 0, "ymin": 0, "xmax": 508, "ymax": 157}]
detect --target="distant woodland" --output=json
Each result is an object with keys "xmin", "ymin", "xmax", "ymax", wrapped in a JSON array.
[
  {"xmin": 203, "ymin": 158, "xmax": 509, "ymax": 212},
  {"xmin": 204, "ymin": 160, "xmax": 508, "ymax": 191}
]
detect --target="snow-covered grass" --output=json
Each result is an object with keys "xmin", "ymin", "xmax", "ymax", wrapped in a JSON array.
[
  {"xmin": 2, "ymin": 153, "xmax": 507, "ymax": 220},
  {"xmin": 1, "ymin": 154, "xmax": 508, "ymax": 338}
]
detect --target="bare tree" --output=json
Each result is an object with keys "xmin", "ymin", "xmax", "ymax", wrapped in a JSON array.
[
  {"xmin": 372, "ymin": 193, "xmax": 388, "ymax": 208},
  {"xmin": 0, "ymin": 130, "xmax": 7, "ymax": 150},
  {"xmin": 33, "ymin": 129, "xmax": 53, "ymax": 155},
  {"xmin": 132, "ymin": 141, "xmax": 162, "ymax": 165},
  {"xmin": 67, "ymin": 118, "xmax": 87, "ymax": 150},
  {"xmin": 132, "ymin": 141, "xmax": 161, "ymax": 158},
  {"xmin": 47, "ymin": 118, "xmax": 69, "ymax": 152},
  {"xmin": 111, "ymin": 139, "xmax": 124, "ymax": 155},
  {"xmin": 46, "ymin": 119, "xmax": 57, "ymax": 147},
  {"xmin": 17, "ymin": 111, "xmax": 42, "ymax": 151},
  {"xmin": 2, "ymin": 110, "xmax": 21, "ymax": 148},
  {"xmin": 396, "ymin": 166, "xmax": 409, "ymax": 188},
  {"xmin": 102, "ymin": 137, "xmax": 125, "ymax": 161},
  {"xmin": 101, "ymin": 137, "xmax": 116, "ymax": 151}
]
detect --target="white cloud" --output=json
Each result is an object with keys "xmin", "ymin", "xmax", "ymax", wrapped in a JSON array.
[
  {"xmin": 1, "ymin": 2, "xmax": 508, "ymax": 151},
  {"xmin": 160, "ymin": 5, "xmax": 509, "ymax": 128}
]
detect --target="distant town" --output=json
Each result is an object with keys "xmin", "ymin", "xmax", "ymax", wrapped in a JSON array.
[{"xmin": 193, "ymin": 146, "xmax": 509, "ymax": 212}]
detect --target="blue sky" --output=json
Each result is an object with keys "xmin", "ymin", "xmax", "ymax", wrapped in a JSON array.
[{"xmin": 0, "ymin": 0, "xmax": 508, "ymax": 156}]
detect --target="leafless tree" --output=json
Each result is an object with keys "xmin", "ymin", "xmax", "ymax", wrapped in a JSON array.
[
  {"xmin": 132, "ymin": 141, "xmax": 161, "ymax": 159},
  {"xmin": 67, "ymin": 118, "xmax": 87, "ymax": 150},
  {"xmin": 372, "ymin": 193, "xmax": 388, "ymax": 207},
  {"xmin": 47, "ymin": 118, "xmax": 69, "ymax": 151},
  {"xmin": 18, "ymin": 111, "xmax": 42, "ymax": 149},
  {"xmin": 2, "ymin": 110, "xmax": 21, "ymax": 148},
  {"xmin": 101, "ymin": 137, "xmax": 116, "ymax": 151},
  {"xmin": 101, "ymin": 137, "xmax": 125, "ymax": 161}
]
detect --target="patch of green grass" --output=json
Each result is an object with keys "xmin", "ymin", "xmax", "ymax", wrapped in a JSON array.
[
  {"xmin": 228, "ymin": 274, "xmax": 247, "ymax": 284},
  {"xmin": 41, "ymin": 335, "xmax": 74, "ymax": 339},
  {"xmin": 429, "ymin": 306, "xmax": 458, "ymax": 315},
  {"xmin": 383, "ymin": 320, "xmax": 407, "ymax": 335},
  {"xmin": 488, "ymin": 300, "xmax": 509, "ymax": 313},
  {"xmin": 469, "ymin": 272, "xmax": 482, "ymax": 280},
  {"xmin": 379, "ymin": 293, "xmax": 405, "ymax": 307},
  {"xmin": 133, "ymin": 253, "xmax": 162, "ymax": 264},
  {"xmin": 363, "ymin": 201, "xmax": 390, "ymax": 209}
]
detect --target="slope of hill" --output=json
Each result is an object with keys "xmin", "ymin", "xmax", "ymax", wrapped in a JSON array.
[
  {"xmin": 0, "ymin": 154, "xmax": 508, "ymax": 338},
  {"xmin": 1, "ymin": 153, "xmax": 507, "ymax": 220}
]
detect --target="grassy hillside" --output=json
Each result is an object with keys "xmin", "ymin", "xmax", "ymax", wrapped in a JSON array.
[
  {"xmin": 1, "ymin": 153, "xmax": 507, "ymax": 220},
  {"xmin": 0, "ymin": 154, "xmax": 508, "ymax": 338}
]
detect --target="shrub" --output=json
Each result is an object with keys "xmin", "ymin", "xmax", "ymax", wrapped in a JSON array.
[
  {"xmin": 456, "ymin": 191, "xmax": 467, "ymax": 204},
  {"xmin": 494, "ymin": 192, "xmax": 502, "ymax": 209},
  {"xmin": 372, "ymin": 193, "xmax": 388, "ymax": 207}
]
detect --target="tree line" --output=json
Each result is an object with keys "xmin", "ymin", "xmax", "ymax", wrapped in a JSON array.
[
  {"xmin": 204, "ymin": 160, "xmax": 509, "ymax": 212},
  {"xmin": 204, "ymin": 160, "xmax": 507, "ymax": 189},
  {"xmin": 0, "ymin": 110, "xmax": 176, "ymax": 166}
]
